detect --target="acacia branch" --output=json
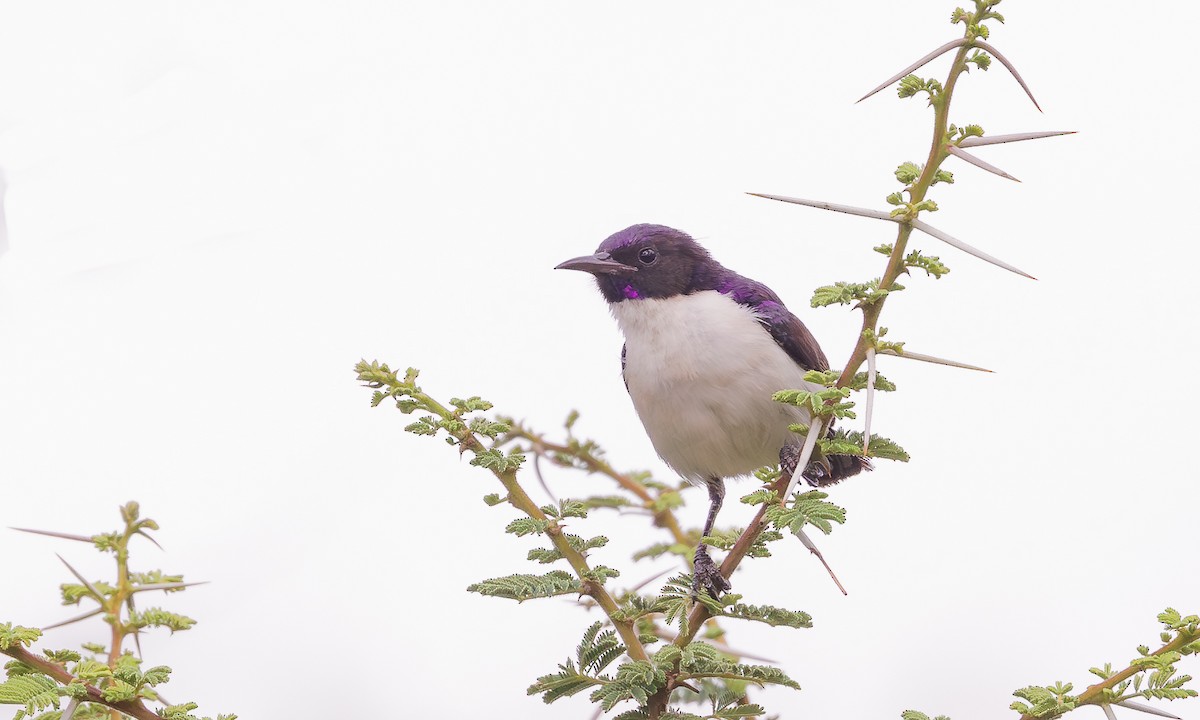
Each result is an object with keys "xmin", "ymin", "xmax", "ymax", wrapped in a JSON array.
[{"xmin": 0, "ymin": 645, "xmax": 160, "ymax": 720}]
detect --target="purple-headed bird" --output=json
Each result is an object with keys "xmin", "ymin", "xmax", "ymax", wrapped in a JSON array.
[{"xmin": 557, "ymin": 224, "xmax": 869, "ymax": 597}]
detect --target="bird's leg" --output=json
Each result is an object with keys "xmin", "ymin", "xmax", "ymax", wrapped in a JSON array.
[{"xmin": 692, "ymin": 477, "xmax": 732, "ymax": 599}]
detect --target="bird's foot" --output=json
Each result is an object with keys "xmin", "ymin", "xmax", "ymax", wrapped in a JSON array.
[
  {"xmin": 779, "ymin": 444, "xmax": 802, "ymax": 480},
  {"xmin": 801, "ymin": 461, "xmax": 832, "ymax": 487},
  {"xmin": 780, "ymin": 445, "xmax": 832, "ymax": 487},
  {"xmin": 692, "ymin": 545, "xmax": 731, "ymax": 600}
]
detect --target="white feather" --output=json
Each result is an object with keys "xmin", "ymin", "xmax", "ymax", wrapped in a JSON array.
[{"xmin": 611, "ymin": 291, "xmax": 822, "ymax": 483}]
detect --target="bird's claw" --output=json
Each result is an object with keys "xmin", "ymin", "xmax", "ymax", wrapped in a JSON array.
[
  {"xmin": 780, "ymin": 444, "xmax": 831, "ymax": 487},
  {"xmin": 801, "ymin": 461, "xmax": 830, "ymax": 486},
  {"xmin": 692, "ymin": 545, "xmax": 731, "ymax": 600}
]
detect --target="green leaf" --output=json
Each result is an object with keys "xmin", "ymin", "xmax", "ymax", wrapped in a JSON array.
[
  {"xmin": 0, "ymin": 625, "xmax": 41, "ymax": 651},
  {"xmin": 765, "ymin": 491, "xmax": 847, "ymax": 536},
  {"xmin": 715, "ymin": 704, "xmax": 766, "ymax": 718},
  {"xmin": 101, "ymin": 679, "xmax": 137, "ymax": 703},
  {"xmin": 583, "ymin": 566, "xmax": 620, "ymax": 584},
  {"xmin": 801, "ymin": 369, "xmax": 839, "ymax": 387},
  {"xmin": 1011, "ymin": 684, "xmax": 1077, "ymax": 718},
  {"xmin": 450, "ymin": 396, "xmax": 493, "ymax": 412},
  {"xmin": 467, "ymin": 570, "xmax": 581, "ymax": 602},
  {"xmin": 526, "ymin": 547, "xmax": 564, "ymax": 564},
  {"xmin": 740, "ymin": 489, "xmax": 779, "ymax": 507},
  {"xmin": 651, "ymin": 491, "xmax": 683, "ymax": 513},
  {"xmin": 403, "ymin": 418, "xmax": 438, "ymax": 436},
  {"xmin": 582, "ymin": 495, "xmax": 636, "ymax": 510},
  {"xmin": 651, "ymin": 576, "xmax": 713, "ymax": 636},
  {"xmin": 896, "ymin": 76, "xmax": 925, "ymax": 100},
  {"xmin": 127, "ymin": 608, "xmax": 196, "ymax": 633},
  {"xmin": 719, "ymin": 602, "xmax": 813, "ymax": 629},
  {"xmin": 468, "ymin": 417, "xmax": 510, "ymax": 439},
  {"xmin": 863, "ymin": 434, "xmax": 910, "ymax": 462},
  {"xmin": 505, "ymin": 517, "xmax": 552, "ymax": 536},
  {"xmin": 902, "ymin": 250, "xmax": 950, "ymax": 278},
  {"xmin": 527, "ymin": 660, "xmax": 604, "ymax": 704},
  {"xmin": 633, "ymin": 542, "xmax": 685, "ymax": 561},
  {"xmin": 544, "ymin": 499, "xmax": 589, "ymax": 520},
  {"xmin": 0, "ymin": 675, "xmax": 59, "ymax": 715},
  {"xmin": 578, "ymin": 622, "xmax": 626, "ymax": 675},
  {"xmin": 847, "ymin": 371, "xmax": 897, "ymax": 392},
  {"xmin": 470, "ymin": 448, "xmax": 525, "ymax": 472},
  {"xmin": 931, "ymin": 168, "xmax": 955, "ymax": 185},
  {"xmin": 894, "ymin": 161, "xmax": 922, "ymax": 185},
  {"xmin": 73, "ymin": 660, "xmax": 112, "ymax": 682},
  {"xmin": 41, "ymin": 650, "xmax": 81, "ymax": 664}
]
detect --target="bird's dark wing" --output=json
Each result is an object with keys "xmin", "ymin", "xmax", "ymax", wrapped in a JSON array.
[
  {"xmin": 718, "ymin": 274, "xmax": 831, "ymax": 372},
  {"xmin": 621, "ymin": 343, "xmax": 629, "ymax": 390}
]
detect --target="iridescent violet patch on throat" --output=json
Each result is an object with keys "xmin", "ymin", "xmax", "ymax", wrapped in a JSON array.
[{"xmin": 623, "ymin": 284, "xmax": 641, "ymax": 300}]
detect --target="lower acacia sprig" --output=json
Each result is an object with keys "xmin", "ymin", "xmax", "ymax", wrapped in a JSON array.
[
  {"xmin": 1012, "ymin": 609, "xmax": 1199, "ymax": 720},
  {"xmin": 0, "ymin": 503, "xmax": 234, "ymax": 720}
]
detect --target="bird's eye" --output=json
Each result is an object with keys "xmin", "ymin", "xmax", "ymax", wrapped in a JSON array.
[{"xmin": 638, "ymin": 247, "xmax": 658, "ymax": 265}]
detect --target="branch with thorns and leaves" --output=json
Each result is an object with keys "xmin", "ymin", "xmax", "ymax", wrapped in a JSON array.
[
  {"xmin": 0, "ymin": 503, "xmax": 233, "ymax": 720},
  {"xmin": 357, "ymin": 3, "xmax": 1195, "ymax": 720}
]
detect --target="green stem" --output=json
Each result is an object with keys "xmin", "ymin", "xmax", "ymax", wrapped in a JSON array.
[
  {"xmin": 674, "ymin": 24, "xmax": 980, "ymax": 654},
  {"xmin": 837, "ymin": 39, "xmax": 973, "ymax": 389}
]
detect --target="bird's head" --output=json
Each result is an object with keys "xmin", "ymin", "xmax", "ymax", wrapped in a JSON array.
[{"xmin": 555, "ymin": 224, "xmax": 713, "ymax": 303}]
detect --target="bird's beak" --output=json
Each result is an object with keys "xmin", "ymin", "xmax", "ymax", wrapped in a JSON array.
[{"xmin": 555, "ymin": 252, "xmax": 637, "ymax": 276}]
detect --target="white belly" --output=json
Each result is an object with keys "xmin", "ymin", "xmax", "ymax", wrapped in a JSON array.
[{"xmin": 612, "ymin": 291, "xmax": 821, "ymax": 482}]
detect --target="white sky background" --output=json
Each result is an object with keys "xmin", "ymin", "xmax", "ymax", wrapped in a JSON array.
[{"xmin": 1, "ymin": 2, "xmax": 1198, "ymax": 718}]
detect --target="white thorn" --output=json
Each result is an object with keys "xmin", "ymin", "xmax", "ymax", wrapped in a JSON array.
[
  {"xmin": 60, "ymin": 698, "xmax": 81, "ymax": 720},
  {"xmin": 796, "ymin": 528, "xmax": 847, "ymax": 596},
  {"xmin": 10, "ymin": 527, "xmax": 93, "ymax": 543},
  {"xmin": 781, "ymin": 417, "xmax": 824, "ymax": 501},
  {"xmin": 877, "ymin": 347, "xmax": 993, "ymax": 373},
  {"xmin": 56, "ymin": 554, "xmax": 103, "ymax": 601},
  {"xmin": 532, "ymin": 453, "xmax": 558, "ymax": 506},
  {"xmin": 748, "ymin": 192, "xmax": 896, "ymax": 222},
  {"xmin": 947, "ymin": 145, "xmax": 1021, "ymax": 182},
  {"xmin": 130, "ymin": 581, "xmax": 209, "ymax": 593},
  {"xmin": 911, "ymin": 219, "xmax": 1036, "ymax": 279},
  {"xmin": 856, "ymin": 38, "xmax": 968, "ymax": 103},
  {"xmin": 974, "ymin": 40, "xmax": 1042, "ymax": 111},
  {"xmin": 1116, "ymin": 700, "xmax": 1182, "ymax": 720},
  {"xmin": 134, "ymin": 529, "xmax": 164, "ymax": 551},
  {"xmin": 959, "ymin": 130, "xmax": 1076, "ymax": 148},
  {"xmin": 883, "ymin": 348, "xmax": 993, "ymax": 372},
  {"xmin": 1102, "ymin": 704, "xmax": 1119, "ymax": 720},
  {"xmin": 41, "ymin": 607, "xmax": 103, "ymax": 631},
  {"xmin": 747, "ymin": 192, "xmax": 1037, "ymax": 279}
]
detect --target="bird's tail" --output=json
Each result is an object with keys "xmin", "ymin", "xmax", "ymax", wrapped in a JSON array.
[{"xmin": 812, "ymin": 452, "xmax": 872, "ymax": 487}]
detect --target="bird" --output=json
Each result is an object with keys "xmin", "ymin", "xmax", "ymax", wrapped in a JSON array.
[{"xmin": 556, "ymin": 223, "xmax": 869, "ymax": 598}]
